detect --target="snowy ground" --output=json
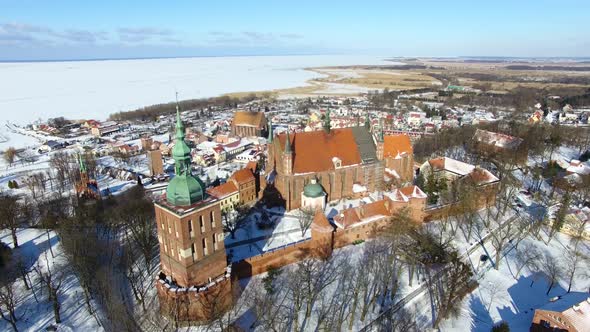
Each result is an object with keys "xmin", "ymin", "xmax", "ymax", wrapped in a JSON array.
[
  {"xmin": 440, "ymin": 231, "xmax": 590, "ymax": 331},
  {"xmin": 225, "ymin": 207, "xmax": 311, "ymax": 262},
  {"xmin": 0, "ymin": 123, "xmax": 46, "ymax": 151},
  {"xmin": 0, "ymin": 228, "xmax": 103, "ymax": 332}
]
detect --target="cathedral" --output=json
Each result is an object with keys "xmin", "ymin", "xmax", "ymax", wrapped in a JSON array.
[{"xmin": 266, "ymin": 111, "xmax": 414, "ymax": 210}]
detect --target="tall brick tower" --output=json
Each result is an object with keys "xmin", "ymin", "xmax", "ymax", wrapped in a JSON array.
[
  {"xmin": 282, "ymin": 130, "xmax": 293, "ymax": 176},
  {"xmin": 266, "ymin": 117, "xmax": 274, "ymax": 171},
  {"xmin": 376, "ymin": 119, "xmax": 385, "ymax": 161},
  {"xmin": 154, "ymin": 106, "xmax": 232, "ymax": 321}
]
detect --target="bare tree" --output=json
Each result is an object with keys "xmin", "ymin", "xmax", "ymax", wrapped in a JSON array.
[
  {"xmin": 222, "ymin": 203, "xmax": 250, "ymax": 239},
  {"xmin": 0, "ymin": 281, "xmax": 22, "ymax": 332},
  {"xmin": 3, "ymin": 147, "xmax": 17, "ymax": 167},
  {"xmin": 428, "ymin": 251, "xmax": 473, "ymax": 328},
  {"xmin": 541, "ymin": 253, "xmax": 562, "ymax": 295},
  {"xmin": 297, "ymin": 207, "xmax": 315, "ymax": 238},
  {"xmin": 512, "ymin": 243, "xmax": 542, "ymax": 280},
  {"xmin": 34, "ymin": 253, "xmax": 66, "ymax": 324},
  {"xmin": 564, "ymin": 243, "xmax": 587, "ymax": 293},
  {"xmin": 0, "ymin": 195, "xmax": 22, "ymax": 248},
  {"xmin": 116, "ymin": 186, "xmax": 157, "ymax": 271}
]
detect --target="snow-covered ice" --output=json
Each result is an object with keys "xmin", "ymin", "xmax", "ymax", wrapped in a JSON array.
[{"xmin": 0, "ymin": 55, "xmax": 392, "ymax": 124}]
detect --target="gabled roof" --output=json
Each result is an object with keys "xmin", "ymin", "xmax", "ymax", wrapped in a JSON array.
[
  {"xmin": 473, "ymin": 129, "xmax": 523, "ymax": 149},
  {"xmin": 385, "ymin": 185, "xmax": 427, "ymax": 202},
  {"xmin": 333, "ymin": 200, "xmax": 390, "ymax": 229},
  {"xmin": 383, "ymin": 134, "xmax": 413, "ymax": 159},
  {"xmin": 232, "ymin": 111, "xmax": 266, "ymax": 128},
  {"xmin": 467, "ymin": 167, "xmax": 499, "ymax": 186},
  {"xmin": 311, "ymin": 211, "xmax": 333, "ymax": 233},
  {"xmin": 276, "ymin": 128, "xmax": 363, "ymax": 174},
  {"xmin": 400, "ymin": 185, "xmax": 427, "ymax": 199},
  {"xmin": 537, "ymin": 292, "xmax": 590, "ymax": 332},
  {"xmin": 206, "ymin": 181, "xmax": 238, "ymax": 199},
  {"xmin": 230, "ymin": 168, "xmax": 255, "ymax": 184}
]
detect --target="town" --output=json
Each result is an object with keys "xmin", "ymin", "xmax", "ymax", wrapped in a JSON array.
[{"xmin": 2, "ymin": 68, "xmax": 590, "ymax": 332}]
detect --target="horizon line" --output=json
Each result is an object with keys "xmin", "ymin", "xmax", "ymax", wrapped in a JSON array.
[{"xmin": 2, "ymin": 54, "xmax": 590, "ymax": 64}]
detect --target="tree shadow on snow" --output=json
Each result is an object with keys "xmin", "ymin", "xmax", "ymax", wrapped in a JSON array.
[{"xmin": 497, "ymin": 272, "xmax": 566, "ymax": 328}]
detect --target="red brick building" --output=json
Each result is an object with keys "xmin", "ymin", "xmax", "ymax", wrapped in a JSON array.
[
  {"xmin": 154, "ymin": 108, "xmax": 233, "ymax": 321},
  {"xmin": 266, "ymin": 113, "xmax": 414, "ymax": 210}
]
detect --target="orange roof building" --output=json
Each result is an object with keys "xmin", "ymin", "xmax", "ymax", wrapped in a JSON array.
[{"xmin": 266, "ymin": 119, "xmax": 416, "ymax": 211}]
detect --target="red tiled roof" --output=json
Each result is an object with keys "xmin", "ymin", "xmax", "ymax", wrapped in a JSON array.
[
  {"xmin": 399, "ymin": 185, "xmax": 427, "ymax": 199},
  {"xmin": 311, "ymin": 211, "xmax": 333, "ymax": 233},
  {"xmin": 428, "ymin": 157, "xmax": 445, "ymax": 171},
  {"xmin": 230, "ymin": 168, "xmax": 255, "ymax": 184},
  {"xmin": 467, "ymin": 167, "xmax": 499, "ymax": 186},
  {"xmin": 334, "ymin": 200, "xmax": 390, "ymax": 229},
  {"xmin": 383, "ymin": 134, "xmax": 413, "ymax": 158},
  {"xmin": 334, "ymin": 208, "xmax": 361, "ymax": 228},
  {"xmin": 277, "ymin": 128, "xmax": 362, "ymax": 174},
  {"xmin": 207, "ymin": 181, "xmax": 238, "ymax": 199}
]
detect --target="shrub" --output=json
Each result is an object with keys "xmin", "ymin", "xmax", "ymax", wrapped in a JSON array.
[{"xmin": 491, "ymin": 322, "xmax": 510, "ymax": 332}]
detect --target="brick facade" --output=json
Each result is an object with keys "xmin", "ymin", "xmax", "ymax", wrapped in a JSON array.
[{"xmin": 155, "ymin": 201, "xmax": 226, "ymax": 287}]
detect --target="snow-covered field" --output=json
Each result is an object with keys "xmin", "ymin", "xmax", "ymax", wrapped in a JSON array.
[
  {"xmin": 0, "ymin": 55, "xmax": 391, "ymax": 124},
  {"xmin": 441, "ymin": 231, "xmax": 590, "ymax": 331},
  {"xmin": 0, "ymin": 229, "xmax": 103, "ymax": 332}
]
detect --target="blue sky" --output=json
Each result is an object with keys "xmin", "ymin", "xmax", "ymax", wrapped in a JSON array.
[{"xmin": 1, "ymin": 0, "xmax": 589, "ymax": 60}]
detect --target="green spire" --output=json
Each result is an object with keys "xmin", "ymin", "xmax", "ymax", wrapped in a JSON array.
[
  {"xmin": 267, "ymin": 117, "xmax": 273, "ymax": 142},
  {"xmin": 175, "ymin": 106, "xmax": 185, "ymax": 140},
  {"xmin": 378, "ymin": 118, "xmax": 384, "ymax": 142},
  {"xmin": 284, "ymin": 130, "xmax": 292, "ymax": 154},
  {"xmin": 365, "ymin": 114, "xmax": 371, "ymax": 129},
  {"xmin": 323, "ymin": 109, "xmax": 331, "ymax": 133},
  {"xmin": 78, "ymin": 153, "xmax": 87, "ymax": 173},
  {"xmin": 166, "ymin": 99, "xmax": 205, "ymax": 207}
]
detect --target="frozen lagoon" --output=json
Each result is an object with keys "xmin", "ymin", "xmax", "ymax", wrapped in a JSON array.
[{"xmin": 0, "ymin": 55, "xmax": 391, "ymax": 125}]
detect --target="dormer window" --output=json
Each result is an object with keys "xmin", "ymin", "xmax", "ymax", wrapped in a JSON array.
[{"xmin": 332, "ymin": 157, "xmax": 342, "ymax": 169}]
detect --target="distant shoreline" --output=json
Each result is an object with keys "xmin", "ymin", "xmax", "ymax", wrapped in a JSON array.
[
  {"xmin": 2, "ymin": 54, "xmax": 589, "ymax": 64},
  {"xmin": 0, "ymin": 53, "xmax": 348, "ymax": 64}
]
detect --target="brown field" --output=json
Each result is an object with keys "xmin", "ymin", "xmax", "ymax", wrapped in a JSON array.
[{"xmin": 222, "ymin": 58, "xmax": 590, "ymax": 99}]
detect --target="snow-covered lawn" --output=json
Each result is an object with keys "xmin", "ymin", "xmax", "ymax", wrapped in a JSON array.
[
  {"xmin": 440, "ymin": 232, "xmax": 590, "ymax": 331},
  {"xmin": 0, "ymin": 228, "xmax": 103, "ymax": 332}
]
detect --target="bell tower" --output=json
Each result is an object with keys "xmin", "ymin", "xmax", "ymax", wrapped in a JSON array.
[
  {"xmin": 154, "ymin": 101, "xmax": 232, "ymax": 321},
  {"xmin": 266, "ymin": 117, "xmax": 275, "ymax": 171},
  {"xmin": 283, "ymin": 130, "xmax": 293, "ymax": 176}
]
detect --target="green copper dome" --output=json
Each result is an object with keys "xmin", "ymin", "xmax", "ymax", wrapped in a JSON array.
[
  {"xmin": 303, "ymin": 179, "xmax": 324, "ymax": 198},
  {"xmin": 166, "ymin": 106, "xmax": 205, "ymax": 207},
  {"xmin": 166, "ymin": 174, "xmax": 205, "ymax": 206}
]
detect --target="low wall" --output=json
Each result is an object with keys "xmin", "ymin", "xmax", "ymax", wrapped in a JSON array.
[
  {"xmin": 156, "ymin": 276, "xmax": 234, "ymax": 322},
  {"xmin": 232, "ymin": 239, "xmax": 315, "ymax": 278}
]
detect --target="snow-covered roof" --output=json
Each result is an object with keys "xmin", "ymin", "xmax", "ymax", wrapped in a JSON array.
[
  {"xmin": 427, "ymin": 157, "xmax": 475, "ymax": 176},
  {"xmin": 538, "ymin": 293, "xmax": 590, "ymax": 332},
  {"xmin": 567, "ymin": 161, "xmax": 590, "ymax": 175}
]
